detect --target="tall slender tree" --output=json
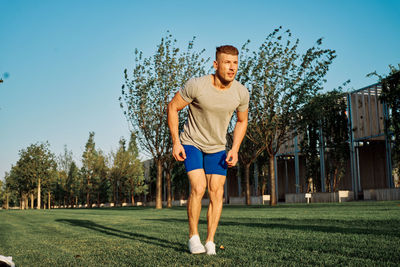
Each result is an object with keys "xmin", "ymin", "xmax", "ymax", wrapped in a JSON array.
[
  {"xmin": 110, "ymin": 133, "xmax": 146, "ymax": 206},
  {"xmin": 66, "ymin": 161, "xmax": 80, "ymax": 207},
  {"xmin": 120, "ymin": 33, "xmax": 208, "ymax": 209},
  {"xmin": 81, "ymin": 132, "xmax": 108, "ymax": 207},
  {"xmin": 125, "ymin": 132, "xmax": 147, "ymax": 204},
  {"xmin": 0, "ymin": 179, "xmax": 4, "ymax": 208},
  {"xmin": 238, "ymin": 27, "xmax": 336, "ymax": 205}
]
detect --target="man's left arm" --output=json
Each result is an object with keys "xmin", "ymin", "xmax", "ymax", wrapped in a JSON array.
[{"xmin": 226, "ymin": 109, "xmax": 248, "ymax": 167}]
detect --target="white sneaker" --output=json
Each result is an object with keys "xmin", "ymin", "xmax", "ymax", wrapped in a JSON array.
[
  {"xmin": 188, "ymin": 235, "xmax": 206, "ymax": 254},
  {"xmin": 205, "ymin": 241, "xmax": 216, "ymax": 255}
]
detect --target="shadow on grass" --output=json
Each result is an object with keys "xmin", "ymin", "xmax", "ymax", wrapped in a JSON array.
[
  {"xmin": 56, "ymin": 219, "xmax": 186, "ymax": 252},
  {"xmin": 144, "ymin": 217, "xmax": 400, "ymax": 237}
]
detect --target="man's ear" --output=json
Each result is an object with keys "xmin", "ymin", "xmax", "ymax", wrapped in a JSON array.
[{"xmin": 213, "ymin": 60, "xmax": 218, "ymax": 70}]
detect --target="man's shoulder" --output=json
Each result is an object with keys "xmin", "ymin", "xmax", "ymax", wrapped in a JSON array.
[
  {"xmin": 233, "ymin": 80, "xmax": 249, "ymax": 95},
  {"xmin": 187, "ymin": 75, "xmax": 210, "ymax": 86}
]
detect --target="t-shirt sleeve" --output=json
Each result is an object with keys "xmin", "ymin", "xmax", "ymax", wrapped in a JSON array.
[
  {"xmin": 237, "ymin": 86, "xmax": 250, "ymax": 112},
  {"xmin": 179, "ymin": 79, "xmax": 197, "ymax": 103}
]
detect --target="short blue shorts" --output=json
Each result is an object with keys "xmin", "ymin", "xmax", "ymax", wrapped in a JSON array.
[{"xmin": 183, "ymin": 145, "xmax": 228, "ymax": 176}]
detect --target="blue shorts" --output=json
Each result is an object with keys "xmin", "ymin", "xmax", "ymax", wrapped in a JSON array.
[{"xmin": 183, "ymin": 145, "xmax": 228, "ymax": 176}]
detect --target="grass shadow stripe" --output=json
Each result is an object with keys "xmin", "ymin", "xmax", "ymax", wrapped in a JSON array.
[
  {"xmin": 55, "ymin": 219, "xmax": 186, "ymax": 253},
  {"xmin": 144, "ymin": 217, "xmax": 400, "ymax": 237}
]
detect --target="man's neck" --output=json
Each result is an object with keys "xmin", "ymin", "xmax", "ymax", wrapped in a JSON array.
[{"xmin": 212, "ymin": 74, "xmax": 233, "ymax": 90}]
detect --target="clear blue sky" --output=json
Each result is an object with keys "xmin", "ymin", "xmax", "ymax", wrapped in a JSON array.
[{"xmin": 1, "ymin": 0, "xmax": 399, "ymax": 180}]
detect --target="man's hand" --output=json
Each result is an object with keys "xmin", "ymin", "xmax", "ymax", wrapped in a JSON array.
[
  {"xmin": 225, "ymin": 149, "xmax": 238, "ymax": 167},
  {"xmin": 172, "ymin": 143, "xmax": 186, "ymax": 161}
]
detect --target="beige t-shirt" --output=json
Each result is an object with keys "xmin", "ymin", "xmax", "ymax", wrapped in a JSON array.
[{"xmin": 179, "ymin": 75, "xmax": 249, "ymax": 153}]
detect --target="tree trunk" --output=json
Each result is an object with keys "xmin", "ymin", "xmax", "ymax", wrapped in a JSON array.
[
  {"xmin": 166, "ymin": 170, "xmax": 172, "ymax": 208},
  {"xmin": 97, "ymin": 192, "xmax": 100, "ymax": 207},
  {"xmin": 269, "ymin": 156, "xmax": 277, "ymax": 206},
  {"xmin": 155, "ymin": 159, "xmax": 163, "ymax": 209},
  {"xmin": 30, "ymin": 193, "xmax": 34, "ymax": 209},
  {"xmin": 37, "ymin": 178, "xmax": 41, "ymax": 210},
  {"xmin": 113, "ymin": 182, "xmax": 116, "ymax": 206},
  {"xmin": 86, "ymin": 191, "xmax": 90, "ymax": 208},
  {"xmin": 48, "ymin": 192, "xmax": 51, "ymax": 210},
  {"xmin": 6, "ymin": 194, "xmax": 9, "ymax": 210},
  {"xmin": 245, "ymin": 163, "xmax": 251, "ymax": 205},
  {"xmin": 131, "ymin": 190, "xmax": 135, "ymax": 205},
  {"xmin": 21, "ymin": 194, "xmax": 25, "ymax": 210},
  {"xmin": 86, "ymin": 174, "xmax": 91, "ymax": 208}
]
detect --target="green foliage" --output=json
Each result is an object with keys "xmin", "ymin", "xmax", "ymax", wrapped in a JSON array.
[
  {"xmin": 66, "ymin": 161, "xmax": 80, "ymax": 205},
  {"xmin": 369, "ymin": 64, "xmax": 400, "ymax": 184},
  {"xmin": 120, "ymin": 32, "xmax": 209, "ymax": 159},
  {"xmin": 3, "ymin": 171, "xmax": 18, "ymax": 207},
  {"xmin": 238, "ymin": 27, "xmax": 336, "ymax": 156},
  {"xmin": 373, "ymin": 64, "xmax": 400, "ymax": 184},
  {"xmin": 237, "ymin": 27, "xmax": 336, "ymax": 203},
  {"xmin": 120, "ymin": 32, "xmax": 209, "ymax": 208},
  {"xmin": 81, "ymin": 132, "xmax": 109, "ymax": 206},
  {"xmin": 110, "ymin": 132, "xmax": 146, "ymax": 205},
  {"xmin": 299, "ymin": 90, "xmax": 349, "ymax": 192},
  {"xmin": 57, "ymin": 145, "xmax": 74, "ymax": 174},
  {"xmin": 0, "ymin": 179, "xmax": 4, "ymax": 206},
  {"xmin": 10, "ymin": 142, "xmax": 57, "ymax": 198}
]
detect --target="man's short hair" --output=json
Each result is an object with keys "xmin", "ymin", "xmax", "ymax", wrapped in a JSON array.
[{"xmin": 216, "ymin": 45, "xmax": 239, "ymax": 60}]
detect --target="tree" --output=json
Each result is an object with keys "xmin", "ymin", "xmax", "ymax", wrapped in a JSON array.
[
  {"xmin": 11, "ymin": 142, "xmax": 57, "ymax": 209},
  {"xmin": 120, "ymin": 33, "xmax": 208, "ymax": 208},
  {"xmin": 66, "ymin": 161, "xmax": 80, "ymax": 207},
  {"xmin": 0, "ymin": 179, "xmax": 4, "ymax": 207},
  {"xmin": 368, "ymin": 64, "xmax": 400, "ymax": 185},
  {"xmin": 3, "ymin": 171, "xmax": 18, "ymax": 209},
  {"xmin": 125, "ymin": 132, "xmax": 147, "ymax": 204},
  {"xmin": 238, "ymin": 27, "xmax": 336, "ymax": 205},
  {"xmin": 110, "ymin": 133, "xmax": 146, "ymax": 206},
  {"xmin": 298, "ymin": 90, "xmax": 349, "ymax": 192},
  {"xmin": 58, "ymin": 145, "xmax": 73, "ymax": 173},
  {"xmin": 81, "ymin": 132, "xmax": 109, "ymax": 208},
  {"xmin": 227, "ymin": 129, "xmax": 261, "ymax": 205},
  {"xmin": 109, "ymin": 138, "xmax": 128, "ymax": 206},
  {"xmin": 54, "ymin": 146, "xmax": 73, "ymax": 207}
]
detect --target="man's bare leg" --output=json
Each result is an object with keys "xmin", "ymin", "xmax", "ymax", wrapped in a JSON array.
[
  {"xmin": 205, "ymin": 174, "xmax": 226, "ymax": 243},
  {"xmin": 187, "ymin": 169, "xmax": 207, "ymax": 238}
]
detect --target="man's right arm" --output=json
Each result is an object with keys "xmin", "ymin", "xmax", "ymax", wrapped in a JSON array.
[{"xmin": 167, "ymin": 92, "xmax": 190, "ymax": 161}]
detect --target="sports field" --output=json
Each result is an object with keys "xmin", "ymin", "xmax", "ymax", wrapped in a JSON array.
[{"xmin": 1, "ymin": 201, "xmax": 399, "ymax": 266}]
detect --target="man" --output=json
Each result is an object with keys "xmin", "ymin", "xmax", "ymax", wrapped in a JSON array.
[{"xmin": 167, "ymin": 45, "xmax": 249, "ymax": 255}]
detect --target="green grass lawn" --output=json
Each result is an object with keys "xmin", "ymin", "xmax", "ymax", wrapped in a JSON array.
[{"xmin": 1, "ymin": 201, "xmax": 400, "ymax": 266}]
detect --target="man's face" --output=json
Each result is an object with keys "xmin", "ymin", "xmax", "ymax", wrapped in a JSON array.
[{"xmin": 214, "ymin": 53, "xmax": 238, "ymax": 83}]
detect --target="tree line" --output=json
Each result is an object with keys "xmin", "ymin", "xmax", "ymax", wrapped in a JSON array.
[{"xmin": 1, "ymin": 132, "xmax": 146, "ymax": 209}]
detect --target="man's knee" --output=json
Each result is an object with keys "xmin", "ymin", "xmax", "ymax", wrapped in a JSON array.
[
  {"xmin": 208, "ymin": 186, "xmax": 224, "ymax": 203},
  {"xmin": 191, "ymin": 184, "xmax": 206, "ymax": 197}
]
